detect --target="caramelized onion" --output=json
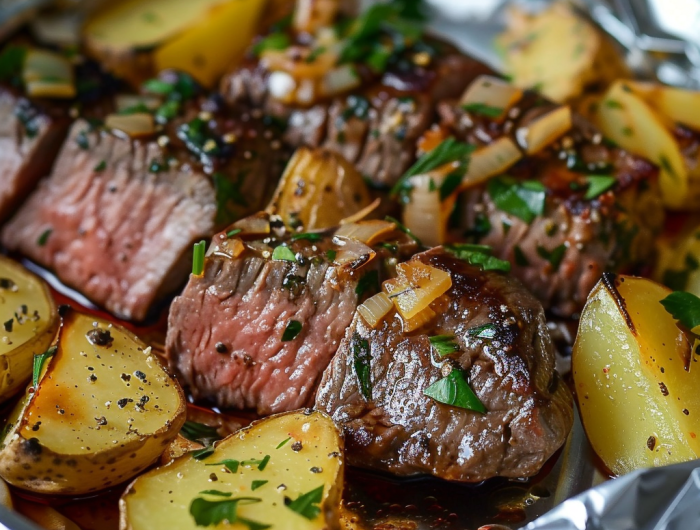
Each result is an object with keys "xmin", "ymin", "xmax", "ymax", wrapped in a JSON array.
[
  {"xmin": 402, "ymin": 174, "xmax": 449, "ymax": 247},
  {"xmin": 358, "ymin": 292, "xmax": 393, "ymax": 328},
  {"xmin": 231, "ymin": 213, "xmax": 271, "ymax": 237},
  {"xmin": 104, "ymin": 112, "xmax": 156, "ymax": 137},
  {"xmin": 339, "ymin": 198, "xmax": 381, "ymax": 225},
  {"xmin": 516, "ymin": 105, "xmax": 572, "ymax": 154},
  {"xmin": 462, "ymin": 137, "xmax": 522, "ymax": 189},
  {"xmin": 402, "ymin": 306, "xmax": 436, "ymax": 333},
  {"xmin": 332, "ymin": 236, "xmax": 376, "ymax": 269},
  {"xmin": 23, "ymin": 49, "xmax": 75, "ymax": 98},
  {"xmin": 335, "ymin": 220, "xmax": 397, "ymax": 246},
  {"xmin": 320, "ymin": 64, "xmax": 361, "ymax": 98},
  {"xmin": 207, "ymin": 237, "xmax": 245, "ymax": 260},
  {"xmin": 460, "ymin": 75, "xmax": 523, "ymax": 118},
  {"xmin": 383, "ymin": 261, "xmax": 452, "ymax": 320}
]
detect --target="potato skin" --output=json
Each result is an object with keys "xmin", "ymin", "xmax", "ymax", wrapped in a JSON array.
[
  {"xmin": 573, "ymin": 274, "xmax": 700, "ymax": 476},
  {"xmin": 0, "ymin": 310, "xmax": 186, "ymax": 495}
]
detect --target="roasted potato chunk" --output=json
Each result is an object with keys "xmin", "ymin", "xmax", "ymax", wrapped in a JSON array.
[
  {"xmin": 268, "ymin": 147, "xmax": 372, "ymax": 230},
  {"xmin": 120, "ymin": 410, "xmax": 344, "ymax": 530},
  {"xmin": 0, "ymin": 256, "xmax": 58, "ymax": 403},
  {"xmin": 654, "ymin": 222, "xmax": 700, "ymax": 295},
  {"xmin": 573, "ymin": 274, "xmax": 700, "ymax": 475},
  {"xmin": 83, "ymin": 0, "xmax": 265, "ymax": 87},
  {"xmin": 0, "ymin": 308, "xmax": 186, "ymax": 495}
]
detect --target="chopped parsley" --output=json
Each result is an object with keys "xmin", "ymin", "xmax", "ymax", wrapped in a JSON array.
[
  {"xmin": 226, "ymin": 228, "xmax": 242, "ymax": 238},
  {"xmin": 487, "ymin": 176, "xmax": 546, "ymax": 223},
  {"xmin": 355, "ymin": 270, "xmax": 379, "ymax": 298},
  {"xmin": 467, "ymin": 323, "xmax": 496, "ymax": 340},
  {"xmin": 429, "ymin": 335, "xmax": 460, "ymax": 356},
  {"xmin": 192, "ymin": 240, "xmax": 206, "ymax": 276},
  {"xmin": 445, "ymin": 244, "xmax": 511, "ymax": 273},
  {"xmin": 251, "ymin": 480, "xmax": 268, "ymax": 491},
  {"xmin": 351, "ymin": 332, "xmax": 372, "ymax": 400},
  {"xmin": 286, "ymin": 485, "xmax": 324, "ymax": 520},
  {"xmin": 326, "ymin": 249, "xmax": 337, "ymax": 262},
  {"xmin": 513, "ymin": 245, "xmax": 529, "ymax": 267},
  {"xmin": 33, "ymin": 346, "xmax": 57, "ymax": 388},
  {"xmin": 604, "ymin": 99, "xmax": 623, "ymax": 109},
  {"xmin": 0, "ymin": 45, "xmax": 27, "ymax": 85},
  {"xmin": 583, "ymin": 175, "xmax": 616, "ymax": 200},
  {"xmin": 290, "ymin": 232, "xmax": 322, "ymax": 242},
  {"xmin": 281, "ymin": 320, "xmax": 302, "ymax": 342},
  {"xmin": 37, "ymin": 228, "xmax": 52, "ymax": 247},
  {"xmin": 180, "ymin": 421, "xmax": 222, "ymax": 445},
  {"xmin": 660, "ymin": 291, "xmax": 700, "ymax": 333},
  {"xmin": 192, "ymin": 446, "xmax": 215, "ymax": 461},
  {"xmin": 252, "ymin": 33, "xmax": 291, "ymax": 56},
  {"xmin": 462, "ymin": 103, "xmax": 503, "ymax": 118},
  {"xmin": 423, "ymin": 368, "xmax": 486, "ymax": 413},
  {"xmin": 276, "ymin": 437, "xmax": 291, "ymax": 449},
  {"xmin": 536, "ymin": 244, "xmax": 567, "ymax": 272},
  {"xmin": 272, "ymin": 246, "xmax": 296, "ymax": 262},
  {"xmin": 189, "ymin": 495, "xmax": 268, "ymax": 529},
  {"xmin": 213, "ymin": 172, "xmax": 248, "ymax": 226},
  {"xmin": 93, "ymin": 160, "xmax": 107, "ymax": 172},
  {"xmin": 206, "ymin": 459, "xmax": 239, "ymax": 473},
  {"xmin": 663, "ymin": 254, "xmax": 699, "ymax": 292}
]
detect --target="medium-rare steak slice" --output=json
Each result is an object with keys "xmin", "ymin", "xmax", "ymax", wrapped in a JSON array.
[
  {"xmin": 316, "ymin": 247, "xmax": 573, "ymax": 482},
  {"xmin": 2, "ymin": 119, "xmax": 216, "ymax": 321},
  {"xmin": 165, "ymin": 213, "xmax": 417, "ymax": 415},
  {"xmin": 221, "ymin": 1, "xmax": 491, "ymax": 187},
  {"xmin": 0, "ymin": 89, "xmax": 68, "ymax": 223}
]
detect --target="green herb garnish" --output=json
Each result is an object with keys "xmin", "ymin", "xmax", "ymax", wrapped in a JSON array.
[
  {"xmin": 276, "ymin": 437, "xmax": 291, "ymax": 449},
  {"xmin": 462, "ymin": 103, "xmax": 503, "ymax": 118},
  {"xmin": 192, "ymin": 446, "xmax": 215, "ymax": 461},
  {"xmin": 290, "ymin": 232, "xmax": 322, "ymax": 242},
  {"xmin": 199, "ymin": 490, "xmax": 232, "ymax": 497},
  {"xmin": 326, "ymin": 249, "xmax": 337, "ymax": 262},
  {"xmin": 445, "ymin": 244, "xmax": 511, "ymax": 272},
  {"xmin": 213, "ymin": 172, "xmax": 248, "ymax": 225},
  {"xmin": 252, "ymin": 33, "xmax": 291, "ymax": 56},
  {"xmin": 282, "ymin": 320, "xmax": 302, "ymax": 342},
  {"xmin": 355, "ymin": 270, "xmax": 379, "ymax": 298},
  {"xmin": 536, "ymin": 244, "xmax": 567, "ymax": 272},
  {"xmin": 192, "ymin": 240, "xmax": 206, "ymax": 276},
  {"xmin": 423, "ymin": 368, "xmax": 486, "ymax": 413},
  {"xmin": 468, "ymin": 323, "xmax": 496, "ymax": 340},
  {"xmin": 93, "ymin": 160, "xmax": 107, "ymax": 172},
  {"xmin": 189, "ymin": 495, "xmax": 268, "ymax": 529},
  {"xmin": 37, "ymin": 228, "xmax": 52, "ymax": 247},
  {"xmin": 487, "ymin": 176, "xmax": 546, "ymax": 223},
  {"xmin": 251, "ymin": 480, "xmax": 268, "ymax": 491},
  {"xmin": 604, "ymin": 99, "xmax": 623, "ymax": 109},
  {"xmin": 32, "ymin": 346, "xmax": 57, "ymax": 388},
  {"xmin": 351, "ymin": 332, "xmax": 372, "ymax": 400},
  {"xmin": 385, "ymin": 216, "xmax": 423, "ymax": 247},
  {"xmin": 286, "ymin": 485, "xmax": 324, "ymax": 520},
  {"xmin": 583, "ymin": 175, "xmax": 616, "ymax": 200},
  {"xmin": 0, "ymin": 45, "xmax": 27, "ymax": 84},
  {"xmin": 180, "ymin": 421, "xmax": 222, "ymax": 445},
  {"xmin": 660, "ymin": 291, "xmax": 700, "ymax": 332},
  {"xmin": 513, "ymin": 245, "xmax": 529, "ymax": 267},
  {"xmin": 305, "ymin": 47, "xmax": 326, "ymax": 63},
  {"xmin": 206, "ymin": 459, "xmax": 239, "ymax": 473},
  {"xmin": 226, "ymin": 228, "xmax": 242, "ymax": 238},
  {"xmin": 429, "ymin": 335, "xmax": 460, "ymax": 356},
  {"xmin": 272, "ymin": 246, "xmax": 297, "ymax": 262}
]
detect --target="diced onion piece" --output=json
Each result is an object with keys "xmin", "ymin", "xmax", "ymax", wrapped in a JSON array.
[
  {"xmin": 402, "ymin": 173, "xmax": 456, "ymax": 247},
  {"xmin": 460, "ymin": 75, "xmax": 523, "ymax": 118},
  {"xmin": 208, "ymin": 237, "xmax": 245, "ymax": 260},
  {"xmin": 23, "ymin": 49, "xmax": 75, "ymax": 99},
  {"xmin": 320, "ymin": 64, "xmax": 361, "ymax": 98},
  {"xmin": 262, "ymin": 48, "xmax": 338, "ymax": 79},
  {"xmin": 402, "ymin": 306, "xmax": 436, "ymax": 333},
  {"xmin": 358, "ymin": 292, "xmax": 393, "ymax": 328},
  {"xmin": 268, "ymin": 70, "xmax": 296, "ymax": 102},
  {"xmin": 462, "ymin": 137, "xmax": 522, "ymax": 189},
  {"xmin": 332, "ymin": 236, "xmax": 376, "ymax": 269},
  {"xmin": 335, "ymin": 220, "xmax": 397, "ymax": 246},
  {"xmin": 383, "ymin": 261, "xmax": 452, "ymax": 320},
  {"xmin": 339, "ymin": 197, "xmax": 381, "ymax": 225},
  {"xmin": 231, "ymin": 213, "xmax": 271, "ymax": 236},
  {"xmin": 104, "ymin": 112, "xmax": 156, "ymax": 137},
  {"xmin": 294, "ymin": 0, "xmax": 339, "ymax": 34},
  {"xmin": 516, "ymin": 105, "xmax": 572, "ymax": 154},
  {"xmin": 115, "ymin": 95, "xmax": 162, "ymax": 113}
]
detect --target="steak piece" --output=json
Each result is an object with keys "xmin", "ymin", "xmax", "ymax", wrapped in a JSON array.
[
  {"xmin": 316, "ymin": 248, "xmax": 573, "ymax": 482},
  {"xmin": 0, "ymin": 89, "xmax": 69, "ymax": 223},
  {"xmin": 1, "ymin": 119, "xmax": 216, "ymax": 321},
  {"xmin": 165, "ymin": 215, "xmax": 417, "ymax": 415},
  {"xmin": 437, "ymin": 86, "xmax": 664, "ymax": 317}
]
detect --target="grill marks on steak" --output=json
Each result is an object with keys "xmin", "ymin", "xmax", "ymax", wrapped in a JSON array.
[
  {"xmin": 315, "ymin": 248, "xmax": 573, "ymax": 482},
  {"xmin": 438, "ymin": 92, "xmax": 664, "ymax": 316},
  {"xmin": 1, "ymin": 119, "xmax": 216, "ymax": 321},
  {"xmin": 0, "ymin": 90, "xmax": 69, "ymax": 223},
  {"xmin": 222, "ymin": 51, "xmax": 490, "ymax": 187},
  {"xmin": 165, "ymin": 216, "xmax": 417, "ymax": 415}
]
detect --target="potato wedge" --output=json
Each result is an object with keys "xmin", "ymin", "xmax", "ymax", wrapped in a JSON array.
[
  {"xmin": 0, "ymin": 256, "xmax": 58, "ymax": 403},
  {"xmin": 83, "ymin": 0, "xmax": 265, "ymax": 87},
  {"xmin": 0, "ymin": 308, "xmax": 186, "ymax": 495},
  {"xmin": 654, "ymin": 222, "xmax": 700, "ymax": 295},
  {"xmin": 626, "ymin": 81, "xmax": 700, "ymax": 132},
  {"xmin": 594, "ymin": 80, "xmax": 691, "ymax": 210},
  {"xmin": 573, "ymin": 274, "xmax": 700, "ymax": 475},
  {"xmin": 120, "ymin": 410, "xmax": 344, "ymax": 530},
  {"xmin": 268, "ymin": 147, "xmax": 372, "ymax": 230}
]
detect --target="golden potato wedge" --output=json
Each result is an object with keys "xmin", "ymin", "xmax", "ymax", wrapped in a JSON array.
[
  {"xmin": 654, "ymin": 222, "xmax": 700, "ymax": 295},
  {"xmin": 0, "ymin": 308, "xmax": 186, "ymax": 495},
  {"xmin": 496, "ymin": 4, "xmax": 628, "ymax": 102},
  {"xmin": 0, "ymin": 256, "xmax": 58, "ymax": 403},
  {"xmin": 626, "ymin": 81, "xmax": 700, "ymax": 132},
  {"xmin": 120, "ymin": 410, "xmax": 344, "ymax": 530},
  {"xmin": 83, "ymin": 0, "xmax": 265, "ymax": 87},
  {"xmin": 573, "ymin": 274, "xmax": 700, "ymax": 476},
  {"xmin": 594, "ymin": 80, "xmax": 691, "ymax": 210},
  {"xmin": 268, "ymin": 147, "xmax": 372, "ymax": 230}
]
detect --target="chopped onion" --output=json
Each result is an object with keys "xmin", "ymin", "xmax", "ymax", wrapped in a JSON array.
[
  {"xmin": 23, "ymin": 49, "xmax": 75, "ymax": 99},
  {"xmin": 115, "ymin": 95, "xmax": 162, "ymax": 113},
  {"xmin": 320, "ymin": 64, "xmax": 361, "ymax": 98},
  {"xmin": 231, "ymin": 213, "xmax": 271, "ymax": 237},
  {"xmin": 332, "ymin": 236, "xmax": 376, "ymax": 269},
  {"xmin": 335, "ymin": 220, "xmax": 397, "ymax": 246},
  {"xmin": 339, "ymin": 197, "xmax": 381, "ymax": 225},
  {"xmin": 104, "ymin": 113, "xmax": 156, "ymax": 137},
  {"xmin": 208, "ymin": 237, "xmax": 245, "ymax": 260},
  {"xmin": 263, "ymin": 48, "xmax": 338, "ymax": 79},
  {"xmin": 402, "ymin": 174, "xmax": 453, "ymax": 247},
  {"xmin": 383, "ymin": 261, "xmax": 452, "ymax": 320},
  {"xmin": 268, "ymin": 71, "xmax": 296, "ymax": 102},
  {"xmin": 516, "ymin": 105, "xmax": 572, "ymax": 154},
  {"xmin": 462, "ymin": 137, "xmax": 522, "ymax": 189},
  {"xmin": 402, "ymin": 306, "xmax": 436, "ymax": 333},
  {"xmin": 358, "ymin": 292, "xmax": 393, "ymax": 328},
  {"xmin": 460, "ymin": 75, "xmax": 523, "ymax": 117}
]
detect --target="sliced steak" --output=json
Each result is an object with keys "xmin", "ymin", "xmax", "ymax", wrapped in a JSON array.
[
  {"xmin": 1, "ymin": 119, "xmax": 216, "ymax": 321},
  {"xmin": 165, "ymin": 215, "xmax": 417, "ymax": 415},
  {"xmin": 437, "ymin": 88, "xmax": 663, "ymax": 316},
  {"xmin": 0, "ymin": 89, "xmax": 69, "ymax": 223},
  {"xmin": 316, "ymin": 247, "xmax": 573, "ymax": 482}
]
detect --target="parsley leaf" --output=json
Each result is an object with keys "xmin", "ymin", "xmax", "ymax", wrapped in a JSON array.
[
  {"xmin": 351, "ymin": 332, "xmax": 372, "ymax": 400},
  {"xmin": 487, "ymin": 176, "xmax": 546, "ymax": 223},
  {"xmin": 0, "ymin": 45, "xmax": 27, "ymax": 84},
  {"xmin": 584, "ymin": 175, "xmax": 616, "ymax": 200},
  {"xmin": 355, "ymin": 270, "xmax": 379, "ymax": 298},
  {"xmin": 251, "ymin": 480, "xmax": 268, "ymax": 491},
  {"xmin": 37, "ymin": 228, "xmax": 52, "ymax": 247},
  {"xmin": 199, "ymin": 490, "xmax": 231, "ymax": 497},
  {"xmin": 281, "ymin": 320, "xmax": 302, "ymax": 342},
  {"xmin": 181, "ymin": 421, "xmax": 222, "ymax": 445},
  {"xmin": 286, "ymin": 485, "xmax": 324, "ymax": 520},
  {"xmin": 33, "ymin": 346, "xmax": 57, "ymax": 388},
  {"xmin": 462, "ymin": 103, "xmax": 503, "ymax": 118},
  {"xmin": 445, "ymin": 244, "xmax": 511, "ymax": 273},
  {"xmin": 189, "ymin": 496, "xmax": 266, "ymax": 528},
  {"xmin": 213, "ymin": 172, "xmax": 248, "ymax": 226},
  {"xmin": 206, "ymin": 459, "xmax": 239, "ymax": 473},
  {"xmin": 192, "ymin": 446, "xmax": 215, "ymax": 461},
  {"xmin": 467, "ymin": 323, "xmax": 496, "ymax": 340},
  {"xmin": 536, "ymin": 244, "xmax": 567, "ymax": 272},
  {"xmin": 660, "ymin": 291, "xmax": 700, "ymax": 333},
  {"xmin": 423, "ymin": 368, "xmax": 486, "ymax": 413},
  {"xmin": 272, "ymin": 246, "xmax": 296, "ymax": 262},
  {"xmin": 252, "ymin": 33, "xmax": 291, "ymax": 56},
  {"xmin": 290, "ymin": 232, "xmax": 322, "ymax": 242},
  {"xmin": 429, "ymin": 335, "xmax": 460, "ymax": 356}
]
